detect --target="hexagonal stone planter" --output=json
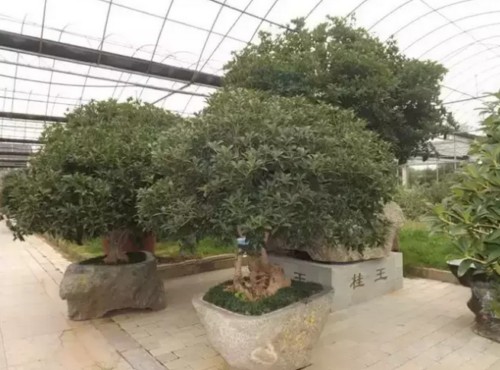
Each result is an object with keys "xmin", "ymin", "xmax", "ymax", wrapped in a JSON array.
[
  {"xmin": 60, "ymin": 251, "xmax": 166, "ymax": 320},
  {"xmin": 192, "ymin": 289, "xmax": 332, "ymax": 370}
]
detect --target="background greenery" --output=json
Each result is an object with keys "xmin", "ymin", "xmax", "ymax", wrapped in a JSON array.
[{"xmin": 224, "ymin": 17, "xmax": 456, "ymax": 163}]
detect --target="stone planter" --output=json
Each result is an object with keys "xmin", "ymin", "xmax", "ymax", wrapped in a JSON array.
[
  {"xmin": 192, "ymin": 289, "xmax": 332, "ymax": 370},
  {"xmin": 60, "ymin": 251, "xmax": 166, "ymax": 320},
  {"xmin": 448, "ymin": 260, "xmax": 500, "ymax": 343}
]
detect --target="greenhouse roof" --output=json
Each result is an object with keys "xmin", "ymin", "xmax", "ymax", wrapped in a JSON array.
[{"xmin": 0, "ymin": 0, "xmax": 498, "ymax": 146}]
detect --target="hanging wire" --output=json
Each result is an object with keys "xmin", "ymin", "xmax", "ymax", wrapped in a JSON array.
[
  {"xmin": 388, "ymin": 0, "xmax": 472, "ymax": 40},
  {"xmin": 79, "ymin": 0, "xmax": 114, "ymax": 103},
  {"xmin": 207, "ymin": 0, "xmax": 290, "ymax": 30},
  {"xmin": 0, "ymin": 88, "xmax": 6, "ymax": 136},
  {"xmin": 154, "ymin": 0, "xmax": 229, "ymax": 106},
  {"xmin": 0, "ymin": 59, "xmax": 211, "ymax": 96},
  {"xmin": 94, "ymin": 0, "xmax": 247, "ymax": 44},
  {"xmin": 177, "ymin": 0, "xmax": 229, "ymax": 112},
  {"xmin": 45, "ymin": 25, "xmax": 70, "ymax": 117},
  {"xmin": 0, "ymin": 94, "xmax": 80, "ymax": 108},
  {"xmin": 304, "ymin": 0, "xmax": 323, "ymax": 20},
  {"xmin": 11, "ymin": 16, "xmax": 27, "ymax": 116},
  {"xmin": 39, "ymin": 0, "xmax": 48, "ymax": 52},
  {"xmin": 419, "ymin": 23, "xmax": 500, "ymax": 59},
  {"xmin": 24, "ymin": 90, "xmax": 33, "ymax": 140},
  {"xmin": 248, "ymin": 0, "xmax": 279, "ymax": 44},
  {"xmin": 4, "ymin": 88, "xmax": 86, "ymax": 103},
  {"xmin": 137, "ymin": 1, "xmax": 176, "ymax": 99},
  {"xmin": 368, "ymin": 0, "xmax": 414, "ymax": 31},
  {"xmin": 444, "ymin": 59, "xmax": 500, "ymax": 100},
  {"xmin": 347, "ymin": 0, "xmax": 370, "ymax": 17},
  {"xmin": 415, "ymin": 0, "xmax": 500, "ymax": 61}
]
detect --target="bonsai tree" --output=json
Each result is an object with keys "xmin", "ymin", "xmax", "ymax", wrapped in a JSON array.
[
  {"xmin": 138, "ymin": 88, "xmax": 397, "ymax": 300},
  {"xmin": 0, "ymin": 99, "xmax": 181, "ymax": 264},
  {"xmin": 224, "ymin": 17, "xmax": 456, "ymax": 163},
  {"xmin": 432, "ymin": 94, "xmax": 500, "ymax": 279}
]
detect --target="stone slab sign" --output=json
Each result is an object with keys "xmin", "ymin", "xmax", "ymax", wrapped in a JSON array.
[
  {"xmin": 60, "ymin": 251, "xmax": 166, "ymax": 320},
  {"xmin": 193, "ymin": 289, "xmax": 333, "ymax": 370},
  {"xmin": 269, "ymin": 252, "xmax": 403, "ymax": 311}
]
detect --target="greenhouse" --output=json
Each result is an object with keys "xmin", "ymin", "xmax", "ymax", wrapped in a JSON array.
[{"xmin": 0, "ymin": 1, "xmax": 500, "ymax": 369}]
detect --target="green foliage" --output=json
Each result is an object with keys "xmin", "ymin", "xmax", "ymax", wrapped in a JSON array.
[
  {"xmin": 399, "ymin": 222, "xmax": 459, "ymax": 272},
  {"xmin": 0, "ymin": 99, "xmax": 181, "ymax": 243},
  {"xmin": 431, "ymin": 94, "xmax": 500, "ymax": 278},
  {"xmin": 224, "ymin": 17, "xmax": 455, "ymax": 163},
  {"xmin": 203, "ymin": 280, "xmax": 324, "ymax": 315},
  {"xmin": 138, "ymin": 88, "xmax": 396, "ymax": 253},
  {"xmin": 395, "ymin": 173, "xmax": 460, "ymax": 220},
  {"xmin": 394, "ymin": 185, "xmax": 430, "ymax": 221},
  {"xmin": 45, "ymin": 234, "xmax": 234, "ymax": 262}
]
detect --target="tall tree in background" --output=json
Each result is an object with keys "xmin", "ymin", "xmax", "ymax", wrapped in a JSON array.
[{"xmin": 224, "ymin": 17, "xmax": 456, "ymax": 163}]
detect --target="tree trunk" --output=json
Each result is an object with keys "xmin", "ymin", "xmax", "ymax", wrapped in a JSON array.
[
  {"xmin": 229, "ymin": 247, "xmax": 291, "ymax": 301},
  {"xmin": 104, "ymin": 229, "xmax": 129, "ymax": 264}
]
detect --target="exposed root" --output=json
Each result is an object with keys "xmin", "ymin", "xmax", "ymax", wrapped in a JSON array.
[{"xmin": 228, "ymin": 248, "xmax": 291, "ymax": 302}]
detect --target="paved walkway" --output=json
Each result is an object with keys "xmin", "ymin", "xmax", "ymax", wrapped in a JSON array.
[{"xmin": 0, "ymin": 222, "xmax": 499, "ymax": 370}]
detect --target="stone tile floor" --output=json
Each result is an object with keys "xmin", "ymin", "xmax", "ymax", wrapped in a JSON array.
[{"xmin": 0, "ymin": 221, "xmax": 499, "ymax": 370}]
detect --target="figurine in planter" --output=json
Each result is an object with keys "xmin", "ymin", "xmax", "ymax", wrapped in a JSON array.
[
  {"xmin": 138, "ymin": 88, "xmax": 397, "ymax": 369},
  {"xmin": 431, "ymin": 94, "xmax": 500, "ymax": 343},
  {"xmin": 0, "ymin": 99, "xmax": 181, "ymax": 319}
]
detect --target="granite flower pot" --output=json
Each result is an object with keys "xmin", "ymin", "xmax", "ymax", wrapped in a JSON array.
[{"xmin": 192, "ymin": 289, "xmax": 332, "ymax": 370}]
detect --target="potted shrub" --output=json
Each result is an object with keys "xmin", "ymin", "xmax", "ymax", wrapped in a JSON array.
[
  {"xmin": 0, "ymin": 99, "xmax": 180, "ymax": 319},
  {"xmin": 431, "ymin": 95, "xmax": 500, "ymax": 342},
  {"xmin": 138, "ymin": 88, "xmax": 396, "ymax": 368}
]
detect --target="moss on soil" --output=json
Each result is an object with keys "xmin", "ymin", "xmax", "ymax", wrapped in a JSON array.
[{"xmin": 203, "ymin": 280, "xmax": 324, "ymax": 316}]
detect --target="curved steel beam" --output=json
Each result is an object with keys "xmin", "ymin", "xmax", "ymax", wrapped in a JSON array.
[
  {"xmin": 445, "ymin": 68, "xmax": 500, "ymax": 101},
  {"xmin": 445, "ymin": 44, "xmax": 500, "ymax": 71},
  {"xmin": 438, "ymin": 34, "xmax": 500, "ymax": 63},
  {"xmin": 388, "ymin": 0, "xmax": 472, "ymax": 39},
  {"xmin": 368, "ymin": 0, "xmax": 414, "ymax": 31},
  {"xmin": 419, "ymin": 22, "xmax": 500, "ymax": 58},
  {"xmin": 444, "ymin": 56, "xmax": 500, "ymax": 99},
  {"xmin": 404, "ymin": 10, "xmax": 500, "ymax": 52}
]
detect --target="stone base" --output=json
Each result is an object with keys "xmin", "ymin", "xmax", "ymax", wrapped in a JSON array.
[
  {"xmin": 60, "ymin": 251, "xmax": 166, "ymax": 320},
  {"xmin": 269, "ymin": 252, "xmax": 403, "ymax": 311}
]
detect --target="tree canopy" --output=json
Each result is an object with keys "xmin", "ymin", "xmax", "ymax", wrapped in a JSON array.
[
  {"xmin": 138, "ymin": 89, "xmax": 397, "ymax": 252},
  {"xmin": 224, "ymin": 17, "xmax": 456, "ymax": 163},
  {"xmin": 1, "ymin": 100, "xmax": 181, "ymax": 249}
]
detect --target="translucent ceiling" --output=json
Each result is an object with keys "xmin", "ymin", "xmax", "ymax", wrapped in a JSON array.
[{"xmin": 0, "ymin": 0, "xmax": 498, "ymax": 144}]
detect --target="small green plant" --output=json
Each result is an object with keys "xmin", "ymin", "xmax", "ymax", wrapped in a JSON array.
[
  {"xmin": 431, "ymin": 94, "xmax": 500, "ymax": 279},
  {"xmin": 204, "ymin": 280, "xmax": 323, "ymax": 315}
]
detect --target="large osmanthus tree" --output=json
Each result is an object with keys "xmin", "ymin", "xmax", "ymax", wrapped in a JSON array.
[
  {"xmin": 138, "ymin": 88, "xmax": 396, "ymax": 299},
  {"xmin": 224, "ymin": 17, "xmax": 456, "ymax": 163},
  {"xmin": 0, "ymin": 99, "xmax": 181, "ymax": 263}
]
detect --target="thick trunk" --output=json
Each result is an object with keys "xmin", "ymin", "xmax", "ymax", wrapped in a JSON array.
[
  {"xmin": 104, "ymin": 230, "xmax": 130, "ymax": 264},
  {"xmin": 229, "ymin": 247, "xmax": 291, "ymax": 301}
]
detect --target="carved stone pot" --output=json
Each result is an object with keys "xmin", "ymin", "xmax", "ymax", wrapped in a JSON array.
[{"xmin": 192, "ymin": 289, "xmax": 332, "ymax": 370}]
